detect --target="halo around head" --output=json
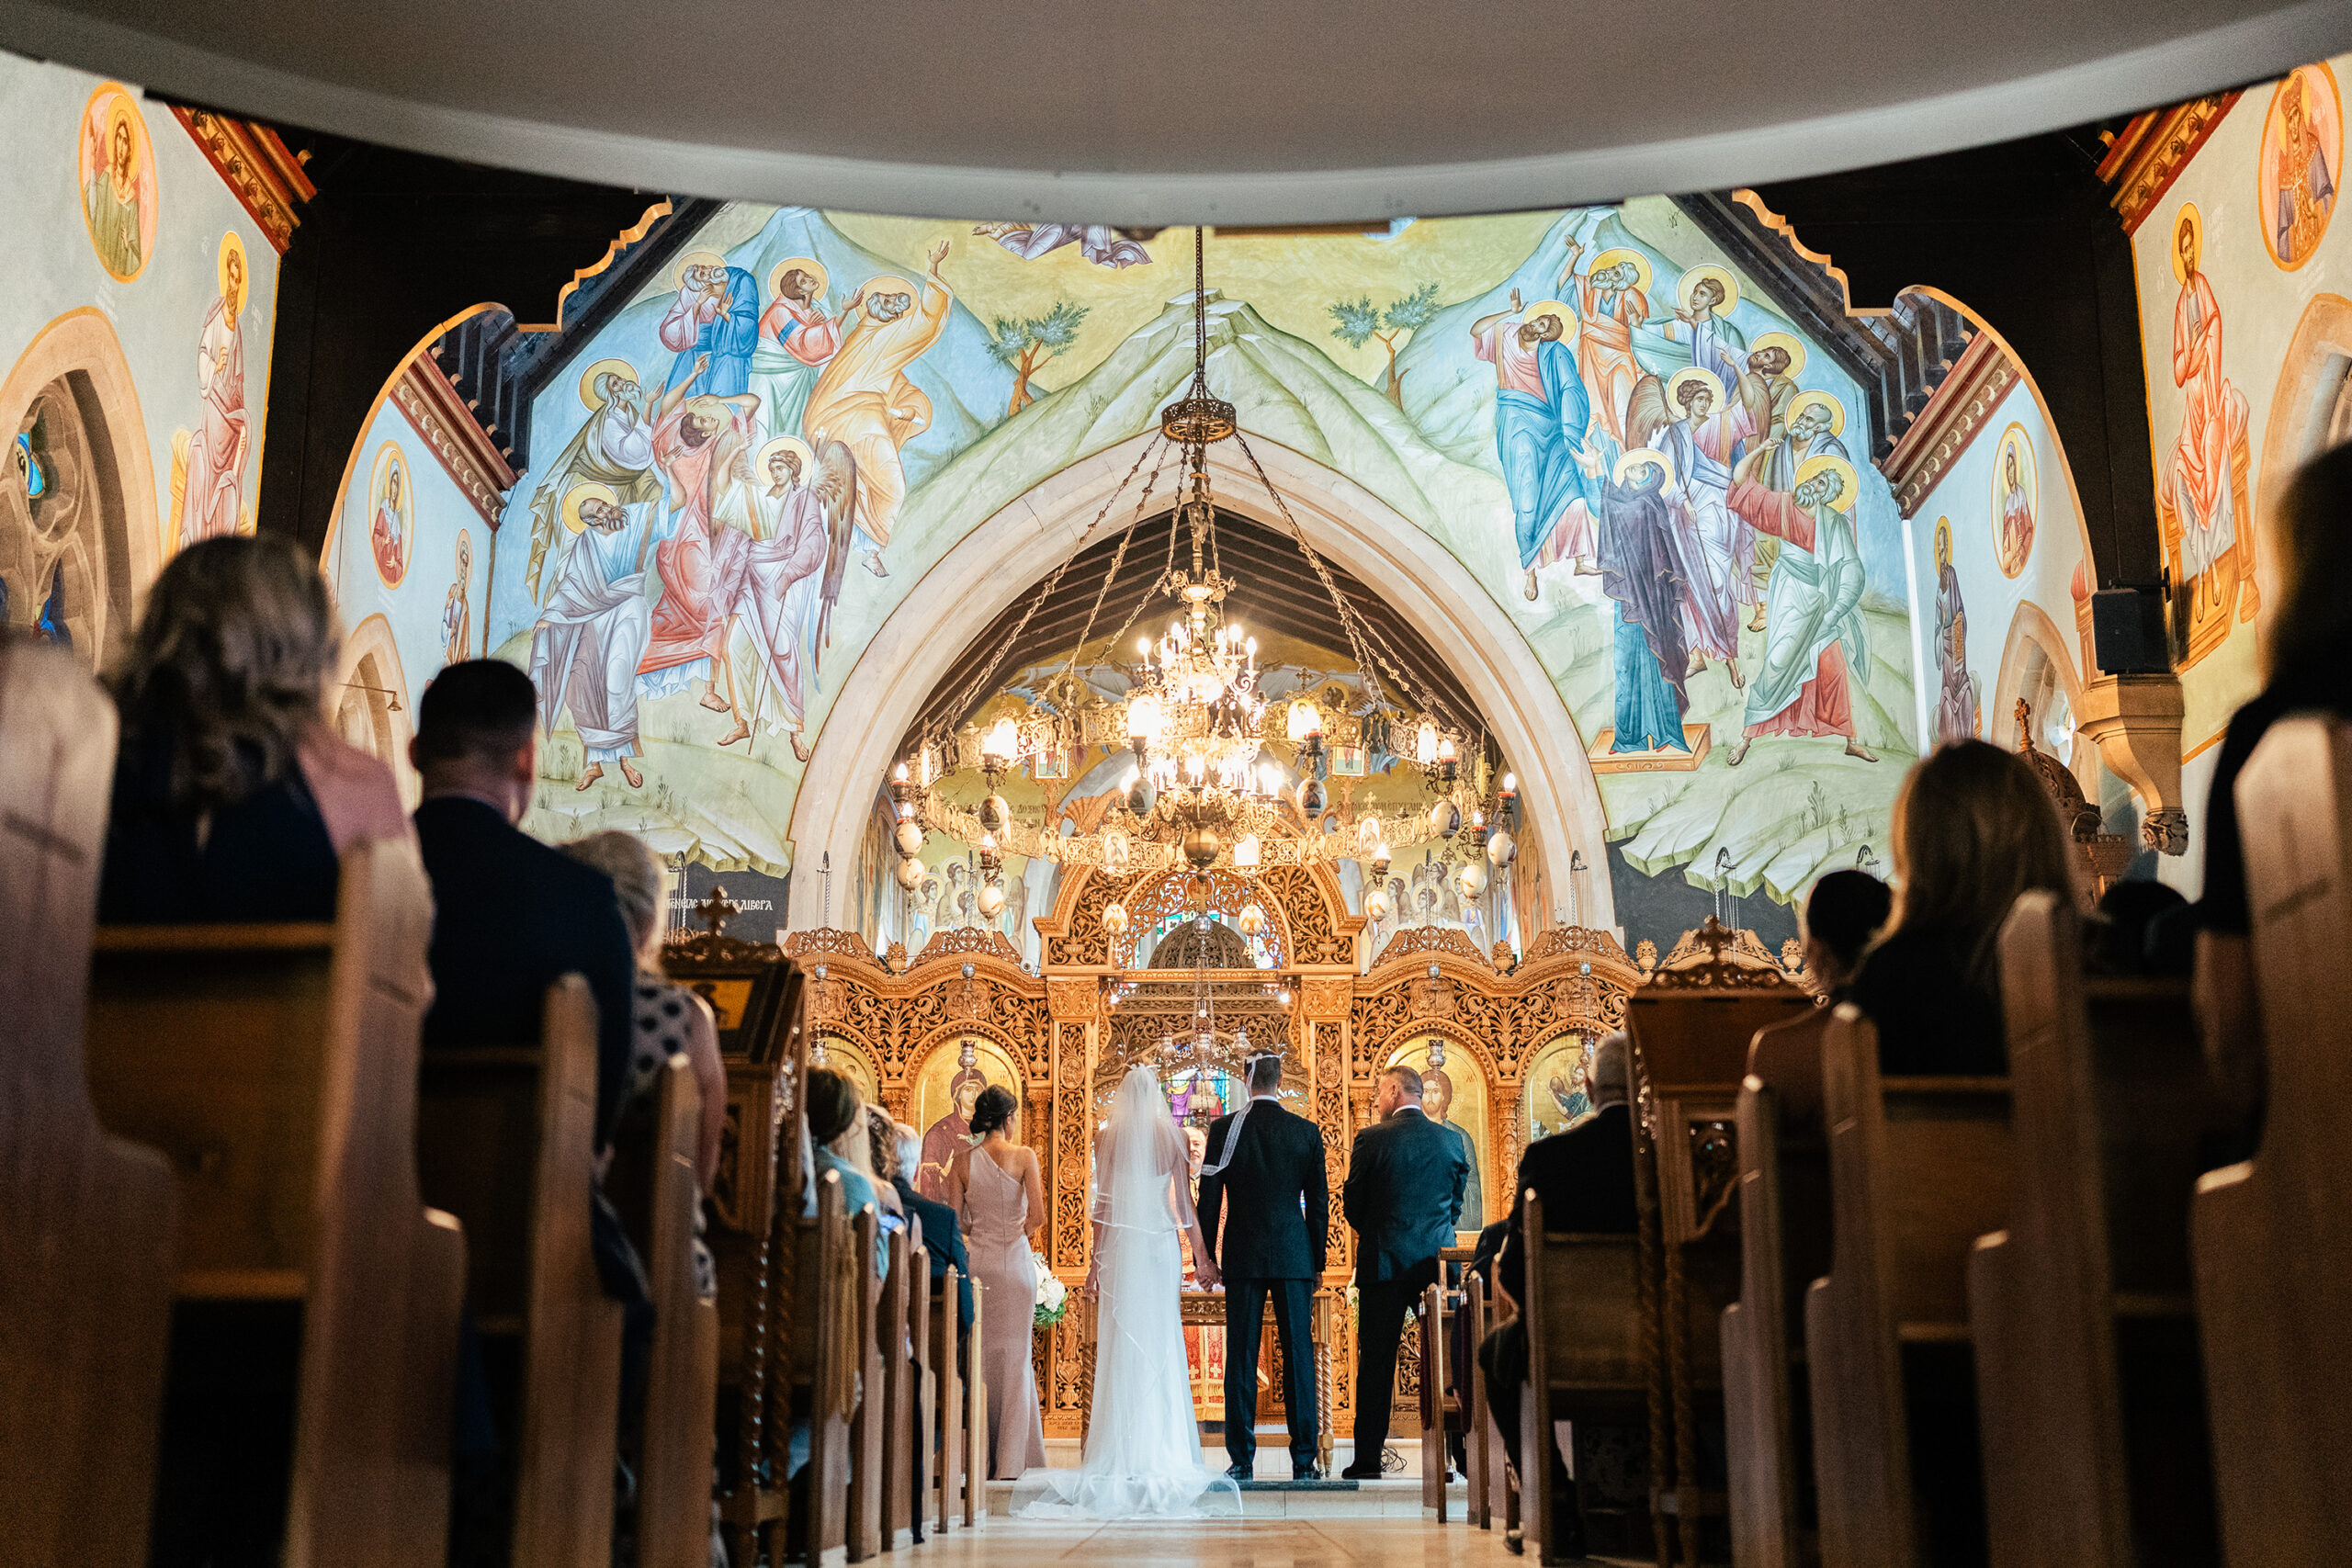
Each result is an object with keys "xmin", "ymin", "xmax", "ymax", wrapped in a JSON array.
[
  {"xmin": 1749, "ymin": 330, "xmax": 1806, "ymax": 378},
  {"xmin": 1612, "ymin": 446, "xmax": 1677, "ymax": 488},
  {"xmin": 1677, "ymin": 264, "xmax": 1740, "ymax": 316},
  {"xmin": 561, "ymin": 480, "xmax": 621, "ymax": 533},
  {"xmin": 216, "ymin": 231, "xmax": 248, "ymax": 314},
  {"xmin": 578, "ymin": 357, "xmax": 639, "ymax": 411},
  {"xmin": 2171, "ymin": 203, "xmax": 2203, "ymax": 281},
  {"xmin": 861, "ymin": 275, "xmax": 917, "ymax": 306},
  {"xmin": 673, "ymin": 249, "xmax": 728, "ymax": 288},
  {"xmin": 1793, "ymin": 453, "xmax": 1860, "ymax": 508},
  {"xmin": 1934, "ymin": 515, "xmax": 1953, "ymax": 568},
  {"xmin": 756, "ymin": 434, "xmax": 815, "ymax": 479},
  {"xmin": 1588, "ymin": 247, "xmax": 1653, "ymax": 294},
  {"xmin": 1516, "ymin": 299, "xmax": 1580, "ymax": 346},
  {"xmin": 1666, "ymin": 366, "xmax": 1726, "ymax": 412},
  {"xmin": 768, "ymin": 256, "xmax": 828, "ymax": 301},
  {"xmin": 1788, "ymin": 389, "xmax": 1847, "ymax": 434}
]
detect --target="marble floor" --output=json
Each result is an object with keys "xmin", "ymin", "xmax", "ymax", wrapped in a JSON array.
[{"xmin": 902, "ymin": 1515, "xmax": 1535, "ymax": 1568}]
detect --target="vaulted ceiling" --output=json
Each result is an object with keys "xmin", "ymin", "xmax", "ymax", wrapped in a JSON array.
[
  {"xmin": 899, "ymin": 506, "xmax": 1487, "ymax": 757},
  {"xmin": 17, "ymin": 0, "xmax": 2346, "ymax": 222}
]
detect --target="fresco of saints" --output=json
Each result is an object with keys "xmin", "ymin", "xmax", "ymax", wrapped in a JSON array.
[
  {"xmin": 441, "ymin": 532, "xmax": 471, "ymax": 667},
  {"xmin": 711, "ymin": 435, "xmax": 854, "ymax": 760},
  {"xmin": 82, "ymin": 96, "xmax": 148, "ymax": 280},
  {"xmin": 661, "ymin": 254, "xmax": 762, "ymax": 400},
  {"xmin": 636, "ymin": 355, "xmax": 762, "ymax": 712},
  {"xmin": 525, "ymin": 360, "xmax": 666, "ymax": 610},
  {"xmin": 1664, "ymin": 265, "xmax": 1748, "ymax": 391},
  {"xmin": 752, "ymin": 258, "xmax": 847, "ymax": 446},
  {"xmin": 1424, "ymin": 1066, "xmax": 1486, "ymax": 1231},
  {"xmin": 1629, "ymin": 367, "xmax": 1765, "ymax": 682},
  {"xmin": 802, "ymin": 242, "xmax": 956, "ymax": 581},
  {"xmin": 1471, "ymin": 288, "xmax": 1598, "ymax": 601},
  {"xmin": 180, "ymin": 234, "xmax": 249, "ymax": 545},
  {"xmin": 1931, "ymin": 518, "xmax": 1979, "ymax": 743},
  {"xmin": 975, "ymin": 221, "xmax": 1154, "ymax": 269},
  {"xmin": 370, "ymin": 460, "xmax": 409, "ymax": 587},
  {"xmin": 533, "ymin": 482, "xmax": 656, "ymax": 789},
  {"xmin": 1735, "ymin": 334, "xmax": 1809, "ymax": 628},
  {"xmin": 2163, "ymin": 205, "xmax": 2249, "ymax": 586},
  {"xmin": 1557, "ymin": 240, "xmax": 1653, "ymax": 445},
  {"xmin": 2268, "ymin": 69, "xmax": 2338, "ymax": 267},
  {"xmin": 1995, "ymin": 437, "xmax": 2036, "ymax": 578},
  {"xmin": 916, "ymin": 1065, "xmax": 989, "ymax": 1202},
  {"xmin": 1592, "ymin": 448, "xmax": 1691, "ymax": 754},
  {"xmin": 1723, "ymin": 450, "xmax": 1877, "ymax": 766}
]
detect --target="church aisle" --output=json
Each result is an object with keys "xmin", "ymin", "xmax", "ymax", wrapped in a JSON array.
[{"xmin": 905, "ymin": 1517, "xmax": 1550, "ymax": 1567}]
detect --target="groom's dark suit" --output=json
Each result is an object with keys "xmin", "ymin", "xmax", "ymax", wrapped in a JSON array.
[
  {"xmin": 1342, "ymin": 1104, "xmax": 1469, "ymax": 1472},
  {"xmin": 1196, "ymin": 1093, "xmax": 1328, "ymax": 1473}
]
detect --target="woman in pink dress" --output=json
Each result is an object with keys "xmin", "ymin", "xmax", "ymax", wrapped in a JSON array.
[{"xmin": 948, "ymin": 1084, "xmax": 1048, "ymax": 1478}]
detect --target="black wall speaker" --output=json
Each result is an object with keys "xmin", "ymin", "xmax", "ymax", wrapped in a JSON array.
[{"xmin": 2091, "ymin": 587, "xmax": 2170, "ymax": 675}]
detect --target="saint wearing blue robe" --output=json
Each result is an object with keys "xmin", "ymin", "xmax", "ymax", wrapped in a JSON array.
[
  {"xmin": 663, "ymin": 265, "xmax": 762, "ymax": 400},
  {"xmin": 1478, "ymin": 313, "xmax": 1596, "ymax": 570}
]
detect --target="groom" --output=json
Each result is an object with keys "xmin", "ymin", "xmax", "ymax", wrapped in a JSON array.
[
  {"xmin": 1196, "ymin": 1052, "xmax": 1329, "ymax": 1483},
  {"xmin": 1340, "ymin": 1063, "xmax": 1469, "ymax": 1479}
]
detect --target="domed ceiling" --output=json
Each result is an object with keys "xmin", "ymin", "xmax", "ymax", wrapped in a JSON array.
[{"xmin": 9, "ymin": 0, "xmax": 2348, "ymax": 220}]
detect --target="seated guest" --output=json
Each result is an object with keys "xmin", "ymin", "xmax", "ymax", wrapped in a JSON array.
[
  {"xmin": 100, "ymin": 534, "xmax": 407, "ymax": 923},
  {"xmin": 409, "ymin": 660, "xmax": 638, "ymax": 1145},
  {"xmin": 559, "ymin": 831, "xmax": 727, "ymax": 1189},
  {"xmin": 1479, "ymin": 1033, "xmax": 1637, "ymax": 1558},
  {"xmin": 2088, "ymin": 878, "xmax": 2189, "ymax": 977},
  {"xmin": 805, "ymin": 1066, "xmax": 892, "ymax": 1278},
  {"xmin": 886, "ymin": 1117, "xmax": 974, "ymax": 1335},
  {"xmin": 95, "ymin": 536, "xmax": 409, "ymax": 1568},
  {"xmin": 1851, "ymin": 739, "xmax": 2075, "ymax": 1076},
  {"xmin": 2196, "ymin": 442, "xmax": 2352, "ymax": 1122},
  {"xmin": 1748, "ymin": 868, "xmax": 1893, "ymax": 1135}
]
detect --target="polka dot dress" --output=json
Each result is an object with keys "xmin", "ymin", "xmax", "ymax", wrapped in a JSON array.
[{"xmin": 628, "ymin": 976, "xmax": 718, "ymax": 1303}]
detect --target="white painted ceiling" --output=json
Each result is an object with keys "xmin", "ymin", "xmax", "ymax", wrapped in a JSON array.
[{"xmin": 6, "ymin": 0, "xmax": 2349, "ymax": 221}]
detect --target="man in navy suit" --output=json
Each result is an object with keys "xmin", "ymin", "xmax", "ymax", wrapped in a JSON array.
[
  {"xmin": 1197, "ymin": 1053, "xmax": 1329, "ymax": 1482},
  {"xmin": 1341, "ymin": 1063, "xmax": 1468, "ymax": 1478}
]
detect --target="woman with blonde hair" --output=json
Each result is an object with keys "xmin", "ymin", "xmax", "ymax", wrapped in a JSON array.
[
  {"xmin": 1850, "ymin": 739, "xmax": 2077, "ymax": 1075},
  {"xmin": 99, "ymin": 533, "xmax": 406, "ymax": 923}
]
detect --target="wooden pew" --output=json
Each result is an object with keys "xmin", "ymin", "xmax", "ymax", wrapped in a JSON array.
[
  {"xmin": 81, "ymin": 837, "xmax": 465, "ymax": 1568},
  {"xmin": 2194, "ymin": 714, "xmax": 2352, "ymax": 1562},
  {"xmin": 1628, "ymin": 944, "xmax": 1812, "ymax": 1567},
  {"xmin": 1968, "ymin": 890, "xmax": 2215, "ymax": 1568},
  {"xmin": 1720, "ymin": 1072, "xmax": 1829, "ymax": 1568},
  {"xmin": 1805, "ymin": 1007, "xmax": 2009, "ymax": 1568},
  {"xmin": 611, "ymin": 1055, "xmax": 721, "ymax": 1568},
  {"xmin": 966, "ymin": 1276, "xmax": 989, "ymax": 1522},
  {"xmin": 880, "ymin": 1224, "xmax": 917, "ymax": 1549},
  {"xmin": 905, "ymin": 1235, "xmax": 934, "ymax": 1544},
  {"xmin": 846, "ymin": 1205, "xmax": 885, "ymax": 1560},
  {"xmin": 931, "ymin": 1267, "xmax": 967, "ymax": 1533},
  {"xmin": 1419, "ymin": 1276, "xmax": 1459, "ymax": 1517},
  {"xmin": 1518, "ymin": 1191, "xmax": 1648, "ymax": 1568},
  {"xmin": 788, "ymin": 1171, "xmax": 858, "ymax": 1560},
  {"xmin": 0, "ymin": 642, "xmax": 177, "ymax": 1568},
  {"xmin": 415, "ymin": 979, "xmax": 624, "ymax": 1568},
  {"xmin": 1464, "ymin": 1272, "xmax": 1493, "ymax": 1529}
]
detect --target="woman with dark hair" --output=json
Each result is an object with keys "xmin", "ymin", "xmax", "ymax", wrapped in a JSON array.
[
  {"xmin": 1747, "ymin": 868, "xmax": 1893, "ymax": 1134},
  {"xmin": 99, "ymin": 534, "xmax": 407, "ymax": 922},
  {"xmin": 806, "ymin": 1066, "xmax": 893, "ymax": 1276},
  {"xmin": 1850, "ymin": 739, "xmax": 2077, "ymax": 1076},
  {"xmin": 947, "ymin": 1083, "xmax": 1046, "ymax": 1476}
]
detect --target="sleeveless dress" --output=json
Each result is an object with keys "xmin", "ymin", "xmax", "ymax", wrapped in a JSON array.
[{"xmin": 962, "ymin": 1152, "xmax": 1046, "ymax": 1476}]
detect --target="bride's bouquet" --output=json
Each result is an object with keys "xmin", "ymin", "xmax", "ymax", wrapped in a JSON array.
[{"xmin": 1034, "ymin": 1255, "xmax": 1069, "ymax": 1328}]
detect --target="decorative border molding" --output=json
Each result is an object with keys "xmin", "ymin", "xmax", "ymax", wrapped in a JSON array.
[
  {"xmin": 168, "ymin": 107, "xmax": 315, "ymax": 253},
  {"xmin": 1882, "ymin": 332, "xmax": 2018, "ymax": 518},
  {"xmin": 2097, "ymin": 92, "xmax": 2243, "ymax": 232},
  {"xmin": 391, "ymin": 353, "xmax": 518, "ymax": 528},
  {"xmin": 520, "ymin": 199, "xmax": 673, "ymax": 333}
]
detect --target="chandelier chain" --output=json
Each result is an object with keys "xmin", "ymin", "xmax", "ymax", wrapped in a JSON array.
[
  {"xmin": 929, "ymin": 432, "xmax": 1167, "ymax": 748},
  {"xmin": 1057, "ymin": 441, "xmax": 1173, "ymax": 688}
]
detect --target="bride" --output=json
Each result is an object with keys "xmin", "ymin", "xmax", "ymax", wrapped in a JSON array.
[{"xmin": 1013, "ymin": 1066, "xmax": 1244, "ymax": 1519}]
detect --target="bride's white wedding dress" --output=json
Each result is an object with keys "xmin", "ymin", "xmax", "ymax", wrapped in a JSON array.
[{"xmin": 1012, "ymin": 1067, "xmax": 1243, "ymax": 1519}]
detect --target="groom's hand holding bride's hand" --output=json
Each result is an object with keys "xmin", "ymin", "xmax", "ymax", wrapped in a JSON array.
[{"xmin": 1195, "ymin": 1256, "xmax": 1223, "ymax": 1291}]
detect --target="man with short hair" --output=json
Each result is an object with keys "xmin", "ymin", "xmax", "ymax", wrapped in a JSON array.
[
  {"xmin": 1480, "ymin": 1033, "xmax": 1638, "ymax": 1557},
  {"xmin": 1197, "ymin": 1053, "xmax": 1329, "ymax": 1482},
  {"xmin": 410, "ymin": 660, "xmax": 638, "ymax": 1146},
  {"xmin": 1340, "ymin": 1063, "xmax": 1468, "ymax": 1478}
]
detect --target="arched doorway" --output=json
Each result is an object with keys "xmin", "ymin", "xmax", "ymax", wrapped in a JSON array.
[
  {"xmin": 786, "ymin": 434, "xmax": 1613, "ymax": 933},
  {"xmin": 0, "ymin": 310, "xmax": 159, "ymax": 668}
]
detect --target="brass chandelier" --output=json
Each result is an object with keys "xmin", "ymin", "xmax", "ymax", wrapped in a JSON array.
[{"xmin": 888, "ymin": 227, "xmax": 1519, "ymax": 926}]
